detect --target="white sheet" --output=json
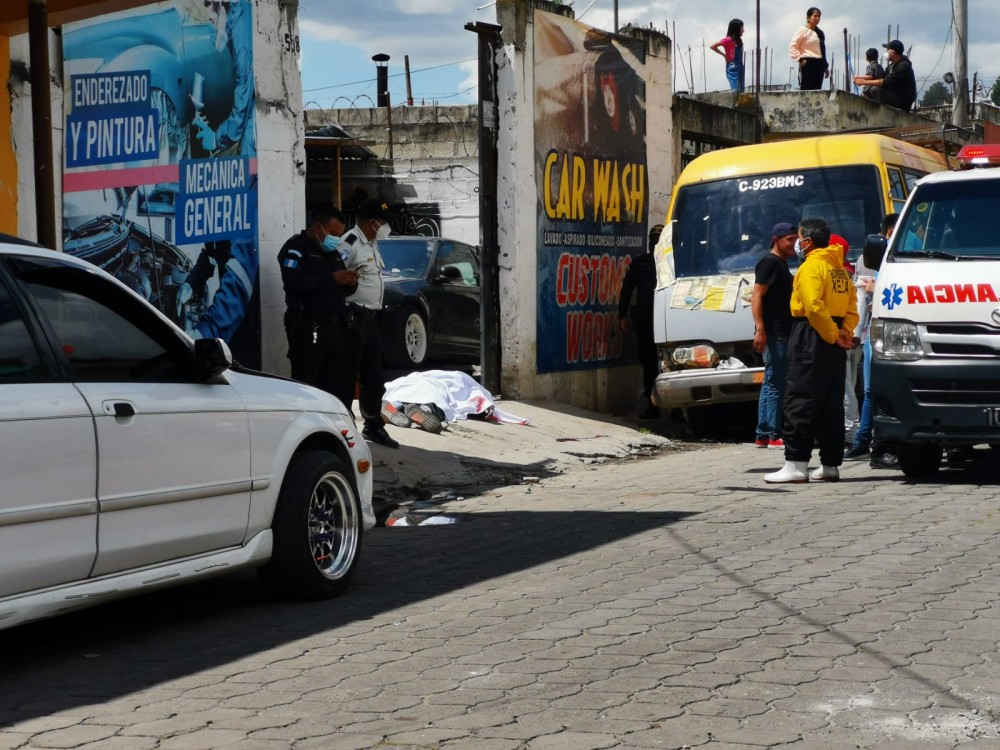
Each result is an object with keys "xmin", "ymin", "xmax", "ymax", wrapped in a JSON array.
[{"xmin": 382, "ymin": 370, "xmax": 529, "ymax": 425}]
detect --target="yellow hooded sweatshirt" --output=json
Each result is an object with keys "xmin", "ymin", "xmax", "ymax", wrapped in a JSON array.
[{"xmin": 789, "ymin": 244, "xmax": 859, "ymax": 344}]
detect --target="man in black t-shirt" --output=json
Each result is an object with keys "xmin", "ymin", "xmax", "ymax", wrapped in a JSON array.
[{"xmin": 751, "ymin": 222, "xmax": 797, "ymax": 448}]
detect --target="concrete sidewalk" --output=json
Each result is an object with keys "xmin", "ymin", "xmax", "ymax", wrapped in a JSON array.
[{"xmin": 363, "ymin": 400, "xmax": 677, "ymax": 508}]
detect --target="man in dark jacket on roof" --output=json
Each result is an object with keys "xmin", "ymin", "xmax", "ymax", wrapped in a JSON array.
[{"xmin": 853, "ymin": 40, "xmax": 916, "ymax": 111}]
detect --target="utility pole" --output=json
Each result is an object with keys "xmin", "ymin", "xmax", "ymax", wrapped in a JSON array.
[
  {"xmin": 953, "ymin": 0, "xmax": 969, "ymax": 126},
  {"xmin": 28, "ymin": 0, "xmax": 56, "ymax": 249}
]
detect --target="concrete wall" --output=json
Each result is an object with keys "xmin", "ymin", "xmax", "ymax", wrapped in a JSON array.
[
  {"xmin": 305, "ymin": 105, "xmax": 481, "ymax": 246},
  {"xmin": 494, "ymin": 0, "xmax": 672, "ymax": 412},
  {"xmin": 10, "ymin": 31, "xmax": 61, "ymax": 244},
  {"xmin": 257, "ymin": 0, "xmax": 306, "ymax": 377}
]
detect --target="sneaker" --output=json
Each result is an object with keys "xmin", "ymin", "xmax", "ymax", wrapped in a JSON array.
[
  {"xmin": 768, "ymin": 438, "xmax": 784, "ymax": 449},
  {"xmin": 380, "ymin": 400, "xmax": 412, "ymax": 429},
  {"xmin": 754, "ymin": 438, "xmax": 768, "ymax": 448},
  {"xmin": 843, "ymin": 444, "xmax": 870, "ymax": 461},
  {"xmin": 810, "ymin": 465, "xmax": 840, "ymax": 482},
  {"xmin": 362, "ymin": 424, "xmax": 400, "ymax": 449},
  {"xmin": 764, "ymin": 461, "xmax": 808, "ymax": 483},
  {"xmin": 404, "ymin": 403, "xmax": 444, "ymax": 434},
  {"xmin": 870, "ymin": 451, "xmax": 898, "ymax": 469}
]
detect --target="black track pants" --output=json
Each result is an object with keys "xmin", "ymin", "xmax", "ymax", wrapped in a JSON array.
[{"xmin": 782, "ymin": 317, "xmax": 847, "ymax": 466}]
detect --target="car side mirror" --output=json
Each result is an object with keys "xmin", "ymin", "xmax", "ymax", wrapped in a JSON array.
[
  {"xmin": 194, "ymin": 338, "xmax": 232, "ymax": 378},
  {"xmin": 863, "ymin": 233, "xmax": 888, "ymax": 271}
]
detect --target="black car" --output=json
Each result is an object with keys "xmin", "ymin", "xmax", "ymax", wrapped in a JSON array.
[{"xmin": 378, "ymin": 237, "xmax": 481, "ymax": 368}]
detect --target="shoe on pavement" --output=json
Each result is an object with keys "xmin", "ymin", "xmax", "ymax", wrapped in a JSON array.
[
  {"xmin": 870, "ymin": 451, "xmax": 898, "ymax": 469},
  {"xmin": 768, "ymin": 438, "xmax": 784, "ymax": 449},
  {"xmin": 810, "ymin": 465, "xmax": 840, "ymax": 482},
  {"xmin": 363, "ymin": 424, "xmax": 400, "ymax": 449},
  {"xmin": 754, "ymin": 438, "xmax": 768, "ymax": 448},
  {"xmin": 404, "ymin": 403, "xmax": 445, "ymax": 434},
  {"xmin": 843, "ymin": 444, "xmax": 870, "ymax": 461},
  {"xmin": 764, "ymin": 461, "xmax": 808, "ymax": 483},
  {"xmin": 380, "ymin": 400, "xmax": 412, "ymax": 428}
]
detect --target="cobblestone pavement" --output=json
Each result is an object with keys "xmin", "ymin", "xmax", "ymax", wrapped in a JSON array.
[{"xmin": 4, "ymin": 441, "xmax": 1000, "ymax": 749}]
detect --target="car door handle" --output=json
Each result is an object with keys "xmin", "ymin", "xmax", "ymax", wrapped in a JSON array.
[{"xmin": 103, "ymin": 401, "xmax": 136, "ymax": 418}]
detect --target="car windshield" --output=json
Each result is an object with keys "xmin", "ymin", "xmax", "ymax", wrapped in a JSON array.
[
  {"xmin": 670, "ymin": 165, "xmax": 883, "ymax": 277},
  {"xmin": 378, "ymin": 239, "xmax": 434, "ymax": 279},
  {"xmin": 894, "ymin": 179, "xmax": 1000, "ymax": 259}
]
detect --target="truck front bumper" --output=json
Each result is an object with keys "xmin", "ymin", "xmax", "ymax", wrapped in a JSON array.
[
  {"xmin": 872, "ymin": 359, "xmax": 1000, "ymax": 445},
  {"xmin": 653, "ymin": 367, "xmax": 764, "ymax": 410}
]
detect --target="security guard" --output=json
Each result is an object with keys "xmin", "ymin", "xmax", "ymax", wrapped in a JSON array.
[
  {"xmin": 339, "ymin": 198, "xmax": 398, "ymax": 449},
  {"xmin": 765, "ymin": 217, "xmax": 858, "ymax": 484},
  {"xmin": 277, "ymin": 208, "xmax": 358, "ymax": 406}
]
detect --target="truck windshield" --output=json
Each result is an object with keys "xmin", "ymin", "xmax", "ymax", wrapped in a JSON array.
[
  {"xmin": 670, "ymin": 165, "xmax": 883, "ymax": 277},
  {"xmin": 894, "ymin": 179, "xmax": 1000, "ymax": 259}
]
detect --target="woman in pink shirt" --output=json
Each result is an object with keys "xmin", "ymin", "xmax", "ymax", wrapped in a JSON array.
[
  {"xmin": 789, "ymin": 7, "xmax": 828, "ymax": 90},
  {"xmin": 710, "ymin": 18, "xmax": 745, "ymax": 92}
]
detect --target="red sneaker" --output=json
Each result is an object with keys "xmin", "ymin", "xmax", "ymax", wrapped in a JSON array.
[
  {"xmin": 754, "ymin": 438, "xmax": 768, "ymax": 448},
  {"xmin": 768, "ymin": 438, "xmax": 785, "ymax": 449}
]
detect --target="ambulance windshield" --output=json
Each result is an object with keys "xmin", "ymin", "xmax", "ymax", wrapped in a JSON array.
[
  {"xmin": 670, "ymin": 166, "xmax": 883, "ymax": 277},
  {"xmin": 894, "ymin": 180, "xmax": 1000, "ymax": 259}
]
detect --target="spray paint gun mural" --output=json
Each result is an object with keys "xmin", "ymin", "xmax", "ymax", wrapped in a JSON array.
[{"xmin": 62, "ymin": 0, "xmax": 259, "ymax": 365}]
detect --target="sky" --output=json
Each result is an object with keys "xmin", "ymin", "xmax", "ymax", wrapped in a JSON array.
[{"xmin": 297, "ymin": 1, "xmax": 999, "ymax": 111}]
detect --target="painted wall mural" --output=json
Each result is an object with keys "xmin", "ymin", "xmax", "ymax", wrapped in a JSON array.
[{"xmin": 62, "ymin": 0, "xmax": 260, "ymax": 366}]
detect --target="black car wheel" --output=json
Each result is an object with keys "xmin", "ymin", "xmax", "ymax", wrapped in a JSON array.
[
  {"xmin": 897, "ymin": 443, "xmax": 942, "ymax": 479},
  {"xmin": 260, "ymin": 450, "xmax": 362, "ymax": 600},
  {"xmin": 387, "ymin": 306, "xmax": 428, "ymax": 368}
]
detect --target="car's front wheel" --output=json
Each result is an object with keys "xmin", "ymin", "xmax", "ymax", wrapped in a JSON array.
[
  {"xmin": 387, "ymin": 307, "xmax": 428, "ymax": 368},
  {"xmin": 260, "ymin": 450, "xmax": 362, "ymax": 600}
]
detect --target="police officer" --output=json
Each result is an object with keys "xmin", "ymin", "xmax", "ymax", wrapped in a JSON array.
[
  {"xmin": 765, "ymin": 217, "xmax": 858, "ymax": 484},
  {"xmin": 339, "ymin": 198, "xmax": 398, "ymax": 449},
  {"xmin": 277, "ymin": 208, "xmax": 358, "ymax": 406}
]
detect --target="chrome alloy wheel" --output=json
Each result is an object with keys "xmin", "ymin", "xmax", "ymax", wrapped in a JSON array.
[
  {"xmin": 308, "ymin": 471, "xmax": 360, "ymax": 580},
  {"xmin": 403, "ymin": 311, "xmax": 428, "ymax": 364}
]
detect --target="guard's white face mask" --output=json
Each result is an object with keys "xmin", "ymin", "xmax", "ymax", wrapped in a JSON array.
[{"xmin": 375, "ymin": 222, "xmax": 392, "ymax": 241}]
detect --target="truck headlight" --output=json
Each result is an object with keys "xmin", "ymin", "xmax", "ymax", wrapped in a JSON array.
[
  {"xmin": 871, "ymin": 319, "xmax": 923, "ymax": 361},
  {"xmin": 670, "ymin": 344, "xmax": 720, "ymax": 369}
]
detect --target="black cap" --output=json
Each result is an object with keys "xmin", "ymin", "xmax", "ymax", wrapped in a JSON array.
[
  {"xmin": 770, "ymin": 222, "xmax": 796, "ymax": 241},
  {"xmin": 358, "ymin": 198, "xmax": 393, "ymax": 221},
  {"xmin": 882, "ymin": 40, "xmax": 904, "ymax": 55}
]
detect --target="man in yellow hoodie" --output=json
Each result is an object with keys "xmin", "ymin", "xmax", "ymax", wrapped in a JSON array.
[{"xmin": 765, "ymin": 217, "xmax": 858, "ymax": 483}]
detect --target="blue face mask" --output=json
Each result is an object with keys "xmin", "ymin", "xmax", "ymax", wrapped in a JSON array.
[{"xmin": 322, "ymin": 234, "xmax": 341, "ymax": 253}]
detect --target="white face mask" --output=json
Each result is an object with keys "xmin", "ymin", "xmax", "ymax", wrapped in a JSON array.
[
  {"xmin": 794, "ymin": 238, "xmax": 805, "ymax": 258},
  {"xmin": 375, "ymin": 222, "xmax": 392, "ymax": 241}
]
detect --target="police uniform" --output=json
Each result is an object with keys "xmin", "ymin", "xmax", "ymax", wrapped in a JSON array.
[
  {"xmin": 339, "ymin": 224, "xmax": 387, "ymax": 431},
  {"xmin": 277, "ymin": 229, "xmax": 353, "ymax": 406},
  {"xmin": 782, "ymin": 243, "xmax": 859, "ymax": 467}
]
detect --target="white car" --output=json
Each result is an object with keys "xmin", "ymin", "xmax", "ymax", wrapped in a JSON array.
[{"xmin": 0, "ymin": 239, "xmax": 374, "ymax": 630}]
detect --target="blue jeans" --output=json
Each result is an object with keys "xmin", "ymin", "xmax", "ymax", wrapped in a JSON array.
[
  {"xmin": 726, "ymin": 60, "xmax": 744, "ymax": 92},
  {"xmin": 853, "ymin": 338, "xmax": 873, "ymax": 447},
  {"xmin": 756, "ymin": 337, "xmax": 788, "ymax": 441}
]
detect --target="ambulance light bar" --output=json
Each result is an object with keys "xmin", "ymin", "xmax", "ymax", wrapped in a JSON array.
[{"xmin": 956, "ymin": 144, "xmax": 1000, "ymax": 169}]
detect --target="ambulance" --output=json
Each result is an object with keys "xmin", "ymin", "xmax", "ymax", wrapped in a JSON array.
[
  {"xmin": 652, "ymin": 134, "xmax": 947, "ymax": 435},
  {"xmin": 865, "ymin": 144, "xmax": 1000, "ymax": 478}
]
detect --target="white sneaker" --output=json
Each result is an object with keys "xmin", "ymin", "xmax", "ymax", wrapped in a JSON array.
[
  {"xmin": 764, "ymin": 461, "xmax": 808, "ymax": 483},
  {"xmin": 810, "ymin": 465, "xmax": 840, "ymax": 482}
]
